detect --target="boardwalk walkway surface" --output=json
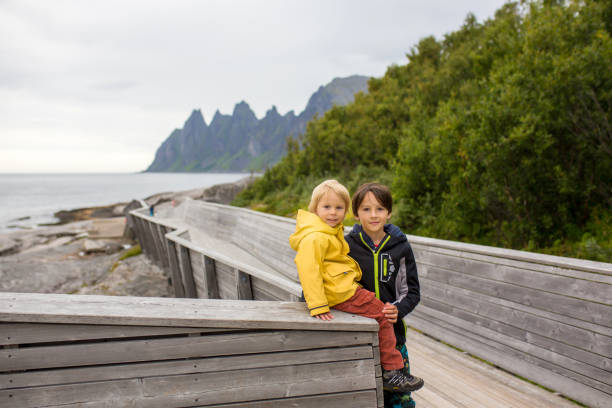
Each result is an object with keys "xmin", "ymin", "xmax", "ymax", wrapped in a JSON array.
[{"xmin": 408, "ymin": 329, "xmax": 578, "ymax": 407}]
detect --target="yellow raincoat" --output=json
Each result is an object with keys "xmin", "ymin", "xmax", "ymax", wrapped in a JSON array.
[{"xmin": 289, "ymin": 210, "xmax": 361, "ymax": 316}]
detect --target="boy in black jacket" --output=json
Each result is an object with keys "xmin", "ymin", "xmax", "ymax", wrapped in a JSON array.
[{"xmin": 346, "ymin": 182, "xmax": 421, "ymax": 408}]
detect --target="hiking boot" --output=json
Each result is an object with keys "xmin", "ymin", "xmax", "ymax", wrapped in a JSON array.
[{"xmin": 382, "ymin": 369, "xmax": 424, "ymax": 392}]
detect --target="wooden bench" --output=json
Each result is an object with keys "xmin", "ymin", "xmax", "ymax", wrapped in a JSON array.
[
  {"xmin": 0, "ymin": 292, "xmax": 382, "ymax": 407},
  {"xmin": 128, "ymin": 200, "xmax": 612, "ymax": 408}
]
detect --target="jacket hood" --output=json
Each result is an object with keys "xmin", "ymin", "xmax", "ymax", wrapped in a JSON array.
[{"xmin": 289, "ymin": 209, "xmax": 346, "ymax": 251}]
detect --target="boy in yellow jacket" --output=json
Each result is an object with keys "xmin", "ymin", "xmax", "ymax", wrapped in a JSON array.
[{"xmin": 289, "ymin": 179, "xmax": 424, "ymax": 393}]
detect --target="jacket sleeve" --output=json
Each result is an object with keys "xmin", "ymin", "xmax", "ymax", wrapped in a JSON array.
[
  {"xmin": 393, "ymin": 243, "xmax": 420, "ymax": 319},
  {"xmin": 294, "ymin": 233, "xmax": 330, "ymax": 316}
]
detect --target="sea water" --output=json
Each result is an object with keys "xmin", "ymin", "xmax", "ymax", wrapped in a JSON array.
[{"xmin": 0, "ymin": 173, "xmax": 247, "ymax": 232}]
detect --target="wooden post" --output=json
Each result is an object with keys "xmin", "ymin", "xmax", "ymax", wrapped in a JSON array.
[
  {"xmin": 166, "ymin": 240, "xmax": 185, "ymax": 298},
  {"xmin": 235, "ymin": 269, "xmax": 253, "ymax": 300},
  {"xmin": 156, "ymin": 224, "xmax": 170, "ymax": 270},
  {"xmin": 141, "ymin": 218, "xmax": 156, "ymax": 259},
  {"xmin": 131, "ymin": 217, "xmax": 147, "ymax": 255},
  {"xmin": 203, "ymin": 255, "xmax": 220, "ymax": 299},
  {"xmin": 372, "ymin": 332, "xmax": 383, "ymax": 408},
  {"xmin": 146, "ymin": 220, "xmax": 162, "ymax": 266},
  {"xmin": 178, "ymin": 245, "xmax": 197, "ymax": 298}
]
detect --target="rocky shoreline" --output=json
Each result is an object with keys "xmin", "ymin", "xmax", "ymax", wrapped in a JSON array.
[{"xmin": 0, "ymin": 176, "xmax": 256, "ymax": 297}]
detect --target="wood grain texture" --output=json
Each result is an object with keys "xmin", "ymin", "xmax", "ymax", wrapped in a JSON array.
[
  {"xmin": 177, "ymin": 243, "xmax": 197, "ymax": 298},
  {"xmin": 251, "ymin": 276, "xmax": 295, "ymax": 301},
  {"xmin": 236, "ymin": 268, "xmax": 254, "ymax": 300},
  {"xmin": 420, "ymin": 264, "xmax": 610, "ymax": 326},
  {"xmin": 200, "ymin": 391, "xmax": 377, "ymax": 408},
  {"xmin": 1, "ymin": 360, "xmax": 375, "ymax": 408},
  {"xmin": 0, "ymin": 292, "xmax": 378, "ymax": 332},
  {"xmin": 1, "ymin": 330, "xmax": 375, "ymax": 371},
  {"xmin": 1, "ymin": 345, "xmax": 372, "ymax": 389},
  {"xmin": 203, "ymin": 255, "xmax": 220, "ymax": 299},
  {"xmin": 406, "ymin": 314, "xmax": 612, "ymax": 408},
  {"xmin": 216, "ymin": 261, "xmax": 238, "ymax": 300},
  {"xmin": 189, "ymin": 249, "xmax": 206, "ymax": 298},
  {"xmin": 420, "ymin": 280, "xmax": 612, "ymax": 359},
  {"xmin": 165, "ymin": 239, "xmax": 185, "ymax": 298},
  {"xmin": 413, "ymin": 304, "xmax": 612, "ymax": 392},
  {"xmin": 0, "ymin": 322, "xmax": 215, "ymax": 346}
]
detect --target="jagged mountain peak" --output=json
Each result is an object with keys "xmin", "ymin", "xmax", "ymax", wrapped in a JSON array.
[
  {"xmin": 184, "ymin": 109, "xmax": 207, "ymax": 128},
  {"xmin": 232, "ymin": 101, "xmax": 257, "ymax": 121},
  {"xmin": 145, "ymin": 75, "xmax": 369, "ymax": 173},
  {"xmin": 264, "ymin": 105, "xmax": 281, "ymax": 118}
]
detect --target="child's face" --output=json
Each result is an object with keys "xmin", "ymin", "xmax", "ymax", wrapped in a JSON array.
[
  {"xmin": 315, "ymin": 191, "xmax": 347, "ymax": 228},
  {"xmin": 356, "ymin": 192, "xmax": 391, "ymax": 236}
]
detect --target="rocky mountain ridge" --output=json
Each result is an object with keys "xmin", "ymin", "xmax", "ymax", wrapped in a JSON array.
[{"xmin": 145, "ymin": 75, "xmax": 369, "ymax": 172}]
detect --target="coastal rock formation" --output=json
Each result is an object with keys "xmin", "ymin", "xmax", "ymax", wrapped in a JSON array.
[
  {"xmin": 146, "ymin": 75, "xmax": 369, "ymax": 172},
  {"xmin": 0, "ymin": 176, "xmax": 254, "ymax": 297}
]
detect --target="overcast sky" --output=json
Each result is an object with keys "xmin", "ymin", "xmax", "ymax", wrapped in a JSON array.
[{"xmin": 0, "ymin": 0, "xmax": 508, "ymax": 173}]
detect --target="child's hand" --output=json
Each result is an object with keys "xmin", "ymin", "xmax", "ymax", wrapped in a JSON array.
[
  {"xmin": 314, "ymin": 312, "xmax": 334, "ymax": 321},
  {"xmin": 382, "ymin": 303, "xmax": 398, "ymax": 323}
]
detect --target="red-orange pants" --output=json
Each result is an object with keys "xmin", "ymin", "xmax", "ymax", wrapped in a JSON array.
[{"xmin": 333, "ymin": 287, "xmax": 404, "ymax": 370}]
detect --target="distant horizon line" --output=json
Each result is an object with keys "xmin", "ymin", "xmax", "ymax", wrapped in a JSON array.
[{"xmin": 0, "ymin": 171, "xmax": 252, "ymax": 175}]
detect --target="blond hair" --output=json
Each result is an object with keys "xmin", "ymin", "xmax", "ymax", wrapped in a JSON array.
[{"xmin": 308, "ymin": 179, "xmax": 351, "ymax": 213}]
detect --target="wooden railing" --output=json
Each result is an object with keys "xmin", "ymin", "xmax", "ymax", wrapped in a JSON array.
[
  {"xmin": 128, "ymin": 199, "xmax": 612, "ymax": 408},
  {"xmin": 0, "ymin": 293, "xmax": 382, "ymax": 407}
]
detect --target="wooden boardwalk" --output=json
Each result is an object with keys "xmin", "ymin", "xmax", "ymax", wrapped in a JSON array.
[
  {"xmin": 407, "ymin": 329, "xmax": 578, "ymax": 407},
  {"xmin": 126, "ymin": 200, "xmax": 610, "ymax": 407}
]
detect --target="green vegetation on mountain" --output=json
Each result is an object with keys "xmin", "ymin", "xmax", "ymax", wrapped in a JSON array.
[{"xmin": 234, "ymin": 0, "xmax": 612, "ymax": 261}]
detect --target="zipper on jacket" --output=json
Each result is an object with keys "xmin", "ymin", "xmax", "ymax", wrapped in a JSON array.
[{"xmin": 359, "ymin": 232, "xmax": 391, "ymax": 299}]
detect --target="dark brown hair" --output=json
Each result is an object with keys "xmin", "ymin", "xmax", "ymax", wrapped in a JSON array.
[{"xmin": 352, "ymin": 183, "xmax": 392, "ymax": 215}]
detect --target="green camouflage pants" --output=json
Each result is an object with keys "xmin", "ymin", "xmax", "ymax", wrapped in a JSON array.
[{"xmin": 384, "ymin": 343, "xmax": 416, "ymax": 408}]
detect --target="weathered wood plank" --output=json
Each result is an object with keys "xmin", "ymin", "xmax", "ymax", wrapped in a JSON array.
[
  {"xmin": 0, "ymin": 293, "xmax": 378, "ymax": 332},
  {"xmin": 0, "ymin": 323, "xmax": 224, "ymax": 346},
  {"xmin": 1, "ymin": 330, "xmax": 376, "ymax": 371},
  {"xmin": 165, "ymin": 238, "xmax": 185, "ymax": 298},
  {"xmin": 421, "ymin": 264, "xmax": 611, "ymax": 327},
  {"xmin": 420, "ymin": 297, "xmax": 612, "ymax": 376},
  {"xmin": 406, "ymin": 328, "xmax": 578, "ymax": 408},
  {"xmin": 156, "ymin": 224, "xmax": 170, "ymax": 270},
  {"xmin": 175, "ymin": 228, "xmax": 302, "ymax": 296},
  {"xmin": 235, "ymin": 269, "xmax": 253, "ymax": 300},
  {"xmin": 1, "ymin": 360, "xmax": 376, "ymax": 408},
  {"xmin": 415, "ymin": 248, "xmax": 612, "ymax": 303},
  {"xmin": 216, "ymin": 261, "xmax": 237, "ymax": 299},
  {"xmin": 143, "ymin": 218, "xmax": 158, "ymax": 261},
  {"xmin": 176, "ymin": 244, "xmax": 197, "ymax": 298},
  {"xmin": 231, "ymin": 213, "xmax": 298, "ymax": 282},
  {"xmin": 251, "ymin": 276, "xmax": 292, "ymax": 300},
  {"xmin": 414, "ymin": 305, "xmax": 612, "ymax": 392},
  {"xmin": 201, "ymin": 390, "xmax": 377, "ymax": 408},
  {"xmin": 406, "ymin": 314, "xmax": 612, "ymax": 408},
  {"xmin": 203, "ymin": 255, "xmax": 220, "ymax": 299},
  {"xmin": 145, "ymin": 220, "xmax": 161, "ymax": 265},
  {"xmin": 420, "ymin": 264, "xmax": 612, "ymax": 341},
  {"xmin": 421, "ymin": 280, "xmax": 612, "ymax": 361},
  {"xmin": 407, "ymin": 234, "xmax": 612, "ymax": 275},
  {"xmin": 132, "ymin": 216, "xmax": 149, "ymax": 256},
  {"xmin": 189, "ymin": 249, "xmax": 206, "ymax": 297},
  {"xmin": 1, "ymin": 345, "xmax": 372, "ymax": 389}
]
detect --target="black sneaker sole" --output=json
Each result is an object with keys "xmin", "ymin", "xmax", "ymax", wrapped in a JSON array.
[{"xmin": 382, "ymin": 379, "xmax": 424, "ymax": 393}]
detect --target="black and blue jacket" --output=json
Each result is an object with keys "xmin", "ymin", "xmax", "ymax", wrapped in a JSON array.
[{"xmin": 345, "ymin": 224, "xmax": 420, "ymax": 346}]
